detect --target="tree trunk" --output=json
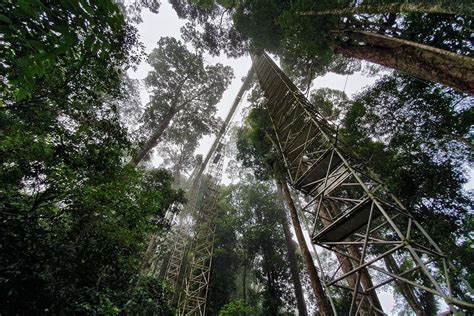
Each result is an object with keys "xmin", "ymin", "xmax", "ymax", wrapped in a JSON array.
[
  {"xmin": 298, "ymin": 2, "xmax": 472, "ymax": 17},
  {"xmin": 129, "ymin": 111, "xmax": 175, "ymax": 166},
  {"xmin": 279, "ymin": 205, "xmax": 308, "ymax": 316},
  {"xmin": 384, "ymin": 256, "xmax": 427, "ymax": 316},
  {"xmin": 278, "ymin": 179, "xmax": 333, "ymax": 316},
  {"xmin": 242, "ymin": 254, "xmax": 247, "ymax": 303},
  {"xmin": 320, "ymin": 202, "xmax": 383, "ymax": 314},
  {"xmin": 323, "ymin": 201, "xmax": 425, "ymax": 315},
  {"xmin": 140, "ymin": 233, "xmax": 159, "ymax": 273},
  {"xmin": 334, "ymin": 30, "xmax": 474, "ymax": 95}
]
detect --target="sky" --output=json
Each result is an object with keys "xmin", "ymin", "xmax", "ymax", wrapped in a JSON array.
[
  {"xmin": 126, "ymin": 2, "xmax": 468, "ymax": 314},
  {"xmin": 128, "ymin": 1, "xmax": 473, "ymax": 187},
  {"xmin": 127, "ymin": 1, "xmax": 380, "ymax": 161}
]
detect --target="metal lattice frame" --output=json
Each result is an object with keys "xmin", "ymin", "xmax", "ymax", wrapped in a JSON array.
[
  {"xmin": 177, "ymin": 143, "xmax": 224, "ymax": 315},
  {"xmin": 162, "ymin": 67, "xmax": 251, "ymax": 314},
  {"xmin": 164, "ymin": 230, "xmax": 189, "ymax": 302},
  {"xmin": 163, "ymin": 174, "xmax": 202, "ymax": 304},
  {"xmin": 252, "ymin": 52, "xmax": 474, "ymax": 314}
]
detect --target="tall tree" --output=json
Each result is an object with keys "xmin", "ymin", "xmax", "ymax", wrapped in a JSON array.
[
  {"xmin": 0, "ymin": 1, "xmax": 184, "ymax": 313},
  {"xmin": 236, "ymin": 102, "xmax": 334, "ymax": 315},
  {"xmin": 297, "ymin": 1, "xmax": 473, "ymax": 17},
  {"xmin": 130, "ymin": 37, "xmax": 233, "ymax": 166},
  {"xmin": 170, "ymin": 0, "xmax": 474, "ymax": 94},
  {"xmin": 277, "ymin": 201, "xmax": 309, "ymax": 316},
  {"xmin": 277, "ymin": 179, "xmax": 333, "ymax": 316}
]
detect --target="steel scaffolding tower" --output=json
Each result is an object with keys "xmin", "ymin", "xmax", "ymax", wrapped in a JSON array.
[
  {"xmin": 162, "ymin": 143, "xmax": 224, "ymax": 315},
  {"xmin": 252, "ymin": 52, "xmax": 474, "ymax": 314},
  {"xmin": 177, "ymin": 144, "xmax": 224, "ymax": 315},
  {"xmin": 164, "ymin": 229, "xmax": 189, "ymax": 302},
  {"xmin": 162, "ymin": 68, "xmax": 253, "ymax": 315}
]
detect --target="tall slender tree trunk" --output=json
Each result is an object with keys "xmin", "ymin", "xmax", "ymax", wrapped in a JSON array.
[
  {"xmin": 298, "ymin": 2, "xmax": 471, "ymax": 17},
  {"xmin": 277, "ymin": 179, "xmax": 333, "ymax": 316},
  {"xmin": 140, "ymin": 233, "xmax": 159, "ymax": 273},
  {"xmin": 129, "ymin": 111, "xmax": 175, "ymax": 166},
  {"xmin": 383, "ymin": 256, "xmax": 427, "ymax": 316},
  {"xmin": 319, "ymin": 203, "xmax": 383, "ymax": 314},
  {"xmin": 242, "ymin": 254, "xmax": 247, "ymax": 303},
  {"xmin": 334, "ymin": 30, "xmax": 474, "ymax": 95},
  {"xmin": 278, "ymin": 204, "xmax": 308, "ymax": 316}
]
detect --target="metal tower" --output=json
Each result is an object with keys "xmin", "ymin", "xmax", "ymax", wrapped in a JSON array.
[
  {"xmin": 162, "ymin": 68, "xmax": 254, "ymax": 315},
  {"xmin": 177, "ymin": 143, "xmax": 224, "ymax": 315},
  {"xmin": 252, "ymin": 52, "xmax": 473, "ymax": 314}
]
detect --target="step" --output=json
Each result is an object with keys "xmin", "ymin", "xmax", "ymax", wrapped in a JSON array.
[{"xmin": 312, "ymin": 198, "xmax": 377, "ymax": 243}]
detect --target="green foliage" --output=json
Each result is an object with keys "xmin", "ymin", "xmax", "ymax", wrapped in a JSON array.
[
  {"xmin": 135, "ymin": 36, "xmax": 234, "ymax": 163},
  {"xmin": 215, "ymin": 182, "xmax": 296, "ymax": 314},
  {"xmin": 309, "ymin": 88, "xmax": 348, "ymax": 122},
  {"xmin": 0, "ymin": 0, "xmax": 182, "ymax": 313},
  {"xmin": 339, "ymin": 73, "xmax": 473, "ymax": 308},
  {"xmin": 144, "ymin": 37, "xmax": 233, "ymax": 132},
  {"xmin": 118, "ymin": 0, "xmax": 161, "ymax": 24},
  {"xmin": 218, "ymin": 299, "xmax": 257, "ymax": 316},
  {"xmin": 170, "ymin": 0, "xmax": 248, "ymax": 57},
  {"xmin": 0, "ymin": 164, "xmax": 184, "ymax": 313},
  {"xmin": 207, "ymin": 199, "xmax": 242, "ymax": 315},
  {"xmin": 207, "ymin": 179, "xmax": 302, "ymax": 315},
  {"xmin": 124, "ymin": 276, "xmax": 174, "ymax": 315},
  {"xmin": 236, "ymin": 101, "xmax": 276, "ymax": 180},
  {"xmin": 0, "ymin": 0, "xmax": 139, "ymax": 102}
]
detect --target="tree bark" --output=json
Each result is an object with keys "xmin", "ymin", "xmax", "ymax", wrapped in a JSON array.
[
  {"xmin": 383, "ymin": 256, "xmax": 427, "ymax": 316},
  {"xmin": 140, "ymin": 233, "xmax": 159, "ymax": 273},
  {"xmin": 278, "ymin": 179, "xmax": 333, "ymax": 316},
  {"xmin": 334, "ymin": 30, "xmax": 474, "ymax": 95},
  {"xmin": 298, "ymin": 2, "xmax": 472, "ymax": 17},
  {"xmin": 278, "ymin": 205, "xmax": 308, "ymax": 316},
  {"xmin": 129, "ymin": 111, "xmax": 175, "ymax": 166},
  {"xmin": 320, "ymin": 202, "xmax": 383, "ymax": 314},
  {"xmin": 242, "ymin": 254, "xmax": 247, "ymax": 303}
]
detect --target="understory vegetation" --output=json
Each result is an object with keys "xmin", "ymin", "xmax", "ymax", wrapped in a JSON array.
[{"xmin": 1, "ymin": 0, "xmax": 472, "ymax": 314}]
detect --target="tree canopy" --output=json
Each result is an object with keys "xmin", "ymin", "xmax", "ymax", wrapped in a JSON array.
[
  {"xmin": 171, "ymin": 0, "xmax": 474, "ymax": 94},
  {"xmin": 130, "ymin": 36, "xmax": 233, "ymax": 165},
  {"xmin": 2, "ymin": 0, "xmax": 473, "ymax": 314},
  {"xmin": 0, "ymin": 1, "xmax": 185, "ymax": 313}
]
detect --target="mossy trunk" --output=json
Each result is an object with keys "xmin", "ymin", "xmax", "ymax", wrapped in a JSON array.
[
  {"xmin": 334, "ymin": 30, "xmax": 474, "ymax": 95},
  {"xmin": 278, "ymin": 179, "xmax": 333, "ymax": 316},
  {"xmin": 279, "ymin": 205, "xmax": 308, "ymax": 316},
  {"xmin": 129, "ymin": 111, "xmax": 175, "ymax": 166},
  {"xmin": 299, "ymin": 2, "xmax": 472, "ymax": 17}
]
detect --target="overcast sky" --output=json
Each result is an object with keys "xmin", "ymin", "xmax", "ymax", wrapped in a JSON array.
[
  {"xmin": 127, "ymin": 3, "xmax": 469, "ymax": 313},
  {"xmin": 127, "ymin": 1, "xmax": 381, "ymax": 158},
  {"xmin": 128, "ymin": 2, "xmax": 473, "ymax": 190}
]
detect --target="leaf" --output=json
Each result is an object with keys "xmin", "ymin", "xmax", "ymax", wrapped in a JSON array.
[{"xmin": 0, "ymin": 14, "xmax": 12, "ymax": 24}]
